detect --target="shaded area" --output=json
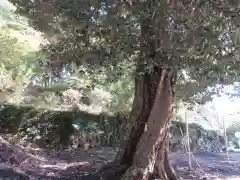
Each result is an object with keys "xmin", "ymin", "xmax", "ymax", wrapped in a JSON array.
[
  {"xmin": 0, "ymin": 135, "xmax": 240, "ymax": 180},
  {"xmin": 0, "ymin": 104, "xmax": 228, "ymax": 152},
  {"xmin": 0, "ymin": 105, "xmax": 238, "ymax": 179},
  {"xmin": 0, "ymin": 104, "xmax": 125, "ymax": 149}
]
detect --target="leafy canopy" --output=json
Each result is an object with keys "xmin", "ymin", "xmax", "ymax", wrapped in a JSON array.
[{"xmin": 7, "ymin": 0, "xmax": 240, "ymax": 105}]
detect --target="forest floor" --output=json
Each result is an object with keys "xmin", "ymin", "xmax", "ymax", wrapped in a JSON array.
[{"xmin": 0, "ymin": 136, "xmax": 240, "ymax": 180}]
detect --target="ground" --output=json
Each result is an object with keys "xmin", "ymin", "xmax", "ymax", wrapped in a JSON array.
[{"xmin": 0, "ymin": 136, "xmax": 240, "ymax": 180}]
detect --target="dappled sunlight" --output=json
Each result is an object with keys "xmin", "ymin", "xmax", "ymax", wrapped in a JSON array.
[
  {"xmin": 1, "ymin": 131, "xmax": 240, "ymax": 179},
  {"xmin": 0, "ymin": 135, "xmax": 108, "ymax": 178},
  {"xmin": 214, "ymin": 177, "xmax": 240, "ymax": 180},
  {"xmin": 170, "ymin": 151, "xmax": 240, "ymax": 179},
  {"xmin": 0, "ymin": 0, "xmax": 45, "ymax": 50}
]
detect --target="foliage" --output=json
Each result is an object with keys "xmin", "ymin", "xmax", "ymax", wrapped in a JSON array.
[
  {"xmin": 0, "ymin": 9, "xmax": 133, "ymax": 113},
  {"xmin": 0, "ymin": 104, "xmax": 227, "ymax": 151},
  {"xmin": 5, "ymin": 1, "xmax": 239, "ymax": 108},
  {"xmin": 0, "ymin": 104, "xmax": 124, "ymax": 148},
  {"xmin": 0, "ymin": 26, "xmax": 40, "ymax": 93}
]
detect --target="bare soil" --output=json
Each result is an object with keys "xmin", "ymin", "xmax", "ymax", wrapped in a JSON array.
[{"xmin": 0, "ymin": 136, "xmax": 240, "ymax": 180}]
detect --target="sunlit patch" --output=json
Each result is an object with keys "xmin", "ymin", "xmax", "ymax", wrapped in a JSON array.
[{"xmin": 214, "ymin": 177, "xmax": 240, "ymax": 180}]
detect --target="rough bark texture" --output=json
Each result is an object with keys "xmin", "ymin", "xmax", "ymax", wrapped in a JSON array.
[
  {"xmin": 98, "ymin": 71, "xmax": 149, "ymax": 173},
  {"xmin": 97, "ymin": 68, "xmax": 178, "ymax": 180},
  {"xmin": 120, "ymin": 69, "xmax": 177, "ymax": 180},
  {"xmin": 116, "ymin": 10, "xmax": 178, "ymax": 180},
  {"xmin": 98, "ymin": 7, "xmax": 178, "ymax": 180}
]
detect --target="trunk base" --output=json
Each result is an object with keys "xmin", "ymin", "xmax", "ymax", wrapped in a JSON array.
[
  {"xmin": 119, "ymin": 151, "xmax": 180, "ymax": 180},
  {"xmin": 96, "ymin": 69, "xmax": 180, "ymax": 180},
  {"xmin": 91, "ymin": 161, "xmax": 180, "ymax": 180},
  {"xmin": 96, "ymin": 150, "xmax": 180, "ymax": 180}
]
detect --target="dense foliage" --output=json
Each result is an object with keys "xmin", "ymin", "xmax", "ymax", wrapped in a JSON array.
[{"xmin": 3, "ymin": 1, "xmax": 238, "ymax": 108}]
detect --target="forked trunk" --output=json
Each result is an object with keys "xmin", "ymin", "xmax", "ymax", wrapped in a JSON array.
[
  {"xmin": 97, "ymin": 67, "xmax": 178, "ymax": 180},
  {"xmin": 119, "ymin": 69, "xmax": 178, "ymax": 180}
]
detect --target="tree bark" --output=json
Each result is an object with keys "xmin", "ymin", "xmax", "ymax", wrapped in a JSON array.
[
  {"xmin": 119, "ymin": 69, "xmax": 178, "ymax": 180},
  {"xmin": 97, "ymin": 68, "xmax": 178, "ymax": 180},
  {"xmin": 116, "ymin": 9, "xmax": 178, "ymax": 179},
  {"xmin": 98, "ymin": 6, "xmax": 178, "ymax": 180}
]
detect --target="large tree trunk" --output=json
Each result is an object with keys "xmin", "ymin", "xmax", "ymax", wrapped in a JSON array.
[
  {"xmin": 98, "ymin": 68, "xmax": 178, "ymax": 180},
  {"xmin": 119, "ymin": 69, "xmax": 178, "ymax": 180},
  {"xmin": 98, "ymin": 5, "xmax": 178, "ymax": 180},
  {"xmin": 117, "ymin": 9, "xmax": 178, "ymax": 179}
]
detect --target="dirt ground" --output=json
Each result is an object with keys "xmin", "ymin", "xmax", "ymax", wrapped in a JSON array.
[{"xmin": 1, "ymin": 136, "xmax": 240, "ymax": 180}]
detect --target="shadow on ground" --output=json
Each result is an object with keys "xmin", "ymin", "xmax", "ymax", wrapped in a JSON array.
[{"xmin": 1, "ymin": 135, "xmax": 240, "ymax": 180}]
